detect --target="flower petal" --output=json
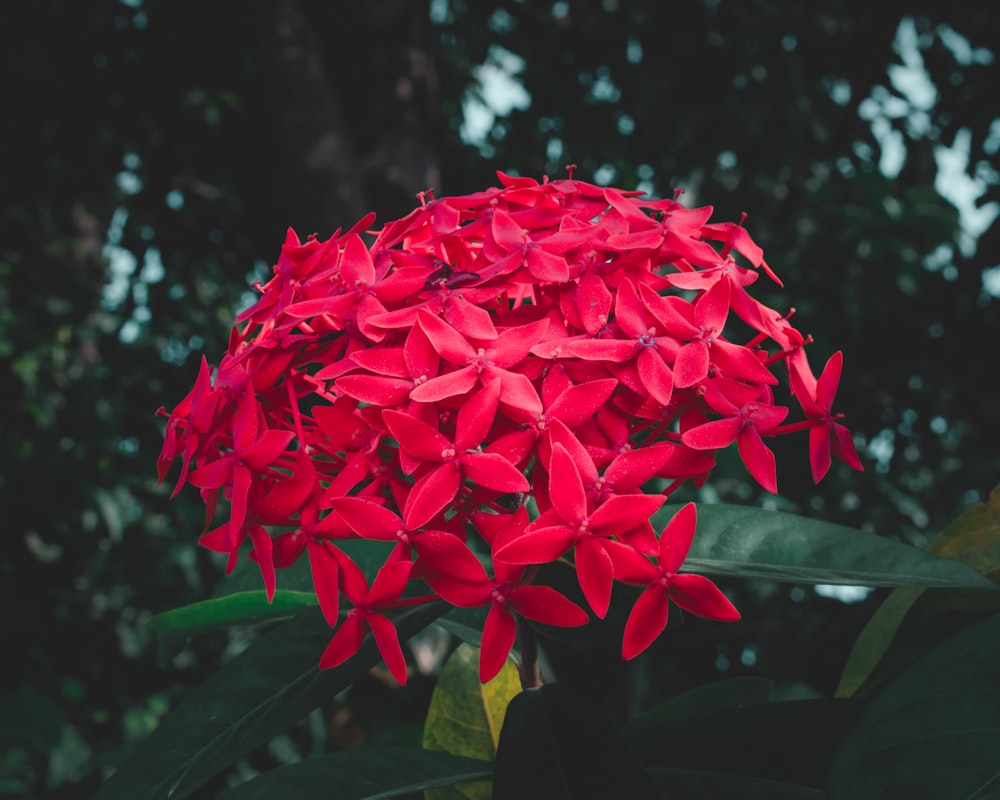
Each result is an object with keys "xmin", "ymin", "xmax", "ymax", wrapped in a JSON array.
[
  {"xmin": 408, "ymin": 365, "xmax": 479, "ymax": 403},
  {"xmin": 455, "ymin": 379, "xmax": 501, "ymax": 451},
  {"xmin": 368, "ymin": 613, "xmax": 408, "ymax": 685},
  {"xmin": 622, "ymin": 585, "xmax": 669, "ymax": 660},
  {"xmin": 368, "ymin": 560, "xmax": 414, "ymax": 606},
  {"xmin": 588, "ymin": 493, "xmax": 665, "ymax": 537},
  {"xmin": 816, "ymin": 351, "xmax": 844, "ymax": 411},
  {"xmin": 320, "ymin": 613, "xmax": 364, "ymax": 669},
  {"xmin": 737, "ymin": 426, "xmax": 778, "ymax": 493},
  {"xmin": 575, "ymin": 537, "xmax": 615, "ymax": 619},
  {"xmin": 548, "ymin": 443, "xmax": 587, "ymax": 524},
  {"xmin": 670, "ymin": 574, "xmax": 740, "ymax": 621},
  {"xmin": 417, "ymin": 309, "xmax": 477, "ymax": 365},
  {"xmin": 382, "ymin": 410, "xmax": 452, "ymax": 462},
  {"xmin": 480, "ymin": 604, "xmax": 517, "ymax": 683},
  {"xmin": 329, "ymin": 496, "xmax": 402, "ymax": 540},
  {"xmin": 414, "ymin": 531, "xmax": 487, "ymax": 582},
  {"xmin": 246, "ymin": 522, "xmax": 276, "ymax": 602},
  {"xmin": 494, "ymin": 525, "xmax": 575, "ymax": 565},
  {"xmin": 547, "ymin": 378, "xmax": 619, "ymax": 429},
  {"xmin": 809, "ymin": 423, "xmax": 833, "ymax": 483},
  {"xmin": 637, "ymin": 348, "xmax": 674, "ymax": 406},
  {"xmin": 831, "ymin": 422, "xmax": 864, "ymax": 472},
  {"xmin": 682, "ymin": 417, "xmax": 740, "ymax": 451},
  {"xmin": 672, "ymin": 341, "xmax": 709, "ymax": 389},
  {"xmin": 509, "ymin": 585, "xmax": 589, "ymax": 627},
  {"xmin": 461, "ymin": 452, "xmax": 530, "ymax": 493},
  {"xmin": 658, "ymin": 502, "xmax": 697, "ymax": 575},
  {"xmin": 403, "ymin": 464, "xmax": 461, "ymax": 530}
]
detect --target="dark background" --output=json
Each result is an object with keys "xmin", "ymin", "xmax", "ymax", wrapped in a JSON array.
[{"xmin": 2, "ymin": 0, "xmax": 998, "ymax": 795}]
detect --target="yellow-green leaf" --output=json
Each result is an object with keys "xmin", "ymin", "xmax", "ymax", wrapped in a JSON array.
[
  {"xmin": 423, "ymin": 644, "xmax": 520, "ymax": 800},
  {"xmin": 837, "ymin": 484, "xmax": 1000, "ymax": 698},
  {"xmin": 925, "ymin": 482, "xmax": 1000, "ymax": 569}
]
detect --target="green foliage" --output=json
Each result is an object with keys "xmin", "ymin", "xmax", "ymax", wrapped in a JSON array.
[
  {"xmin": 676, "ymin": 503, "xmax": 995, "ymax": 588},
  {"xmin": 94, "ymin": 604, "xmax": 447, "ymax": 800},
  {"xmin": 831, "ymin": 612, "xmax": 1000, "ymax": 799},
  {"xmin": 620, "ymin": 676, "xmax": 773, "ymax": 739},
  {"xmin": 212, "ymin": 748, "xmax": 493, "ymax": 800}
]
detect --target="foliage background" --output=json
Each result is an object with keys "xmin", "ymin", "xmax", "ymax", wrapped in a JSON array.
[{"xmin": 1, "ymin": 0, "xmax": 998, "ymax": 795}]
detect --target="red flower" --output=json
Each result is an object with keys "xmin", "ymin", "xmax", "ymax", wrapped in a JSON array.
[
  {"xmin": 410, "ymin": 309, "xmax": 546, "ymax": 407},
  {"xmin": 330, "ymin": 494, "xmax": 472, "ymax": 567},
  {"xmin": 495, "ymin": 443, "xmax": 665, "ymax": 618},
  {"xmin": 681, "ymin": 380, "xmax": 788, "ymax": 493},
  {"xmin": 158, "ymin": 170, "xmax": 857, "ymax": 683},
  {"xmin": 791, "ymin": 350, "xmax": 864, "ymax": 482},
  {"xmin": 382, "ymin": 379, "xmax": 529, "ymax": 528},
  {"xmin": 319, "ymin": 554, "xmax": 415, "ymax": 685},
  {"xmin": 422, "ymin": 509, "xmax": 589, "ymax": 681},
  {"xmin": 187, "ymin": 387, "xmax": 294, "ymax": 534},
  {"xmin": 612, "ymin": 503, "xmax": 740, "ymax": 660}
]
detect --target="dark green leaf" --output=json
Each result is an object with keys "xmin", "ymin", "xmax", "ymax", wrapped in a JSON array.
[
  {"xmin": 830, "ymin": 611, "xmax": 1000, "ymax": 800},
  {"xmin": 665, "ymin": 504, "xmax": 995, "ymax": 589},
  {"xmin": 622, "ymin": 677, "xmax": 772, "ymax": 739},
  {"xmin": 647, "ymin": 768, "xmax": 826, "ymax": 799},
  {"xmin": 630, "ymin": 698, "xmax": 862, "ymax": 788},
  {"xmin": 94, "ymin": 602, "xmax": 447, "ymax": 800},
  {"xmin": 493, "ymin": 683, "xmax": 662, "ymax": 799},
  {"xmin": 146, "ymin": 590, "xmax": 317, "ymax": 656},
  {"xmin": 435, "ymin": 605, "xmax": 489, "ymax": 648},
  {"xmin": 214, "ymin": 747, "xmax": 493, "ymax": 800}
]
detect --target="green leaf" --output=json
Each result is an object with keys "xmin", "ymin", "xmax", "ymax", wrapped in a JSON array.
[
  {"xmin": 630, "ymin": 698, "xmax": 862, "ymax": 788},
  {"xmin": 837, "ymin": 485, "xmax": 1000, "ymax": 697},
  {"xmin": 664, "ymin": 503, "xmax": 996, "ymax": 588},
  {"xmin": 622, "ymin": 677, "xmax": 772, "ymax": 739},
  {"xmin": 94, "ymin": 603, "xmax": 447, "ymax": 800},
  {"xmin": 492, "ymin": 684, "xmax": 662, "ymax": 799},
  {"xmin": 423, "ymin": 644, "xmax": 520, "ymax": 800},
  {"xmin": 434, "ymin": 606, "xmax": 489, "ymax": 648},
  {"xmin": 835, "ymin": 587, "xmax": 918, "ymax": 699},
  {"xmin": 213, "ymin": 747, "xmax": 493, "ymax": 800},
  {"xmin": 830, "ymin": 611, "xmax": 1000, "ymax": 799},
  {"xmin": 647, "ymin": 768, "xmax": 826, "ymax": 799},
  {"xmin": 146, "ymin": 590, "xmax": 318, "ymax": 656},
  {"xmin": 923, "ymin": 484, "xmax": 1000, "ymax": 572},
  {"xmin": 835, "ymin": 581, "xmax": 1000, "ymax": 704}
]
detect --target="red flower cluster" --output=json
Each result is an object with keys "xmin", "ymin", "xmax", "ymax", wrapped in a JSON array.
[{"xmin": 158, "ymin": 171, "xmax": 862, "ymax": 683}]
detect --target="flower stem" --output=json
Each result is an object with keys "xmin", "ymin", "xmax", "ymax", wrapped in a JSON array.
[{"xmin": 516, "ymin": 617, "xmax": 541, "ymax": 689}]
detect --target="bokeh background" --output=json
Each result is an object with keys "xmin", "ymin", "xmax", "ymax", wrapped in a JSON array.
[{"xmin": 2, "ymin": 0, "xmax": 998, "ymax": 795}]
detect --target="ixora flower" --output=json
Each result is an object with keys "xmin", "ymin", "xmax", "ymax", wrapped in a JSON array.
[{"xmin": 158, "ymin": 169, "xmax": 862, "ymax": 684}]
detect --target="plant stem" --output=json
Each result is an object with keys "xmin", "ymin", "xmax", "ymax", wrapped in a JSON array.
[{"xmin": 516, "ymin": 617, "xmax": 541, "ymax": 689}]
